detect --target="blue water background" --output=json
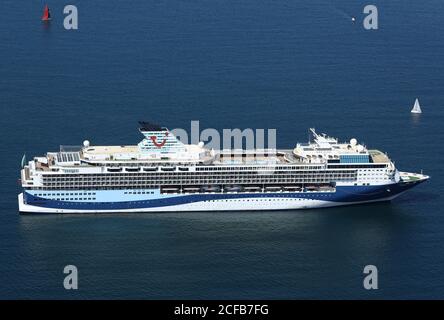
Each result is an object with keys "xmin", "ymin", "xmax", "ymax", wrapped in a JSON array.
[{"xmin": 0, "ymin": 0, "xmax": 443, "ymax": 298}]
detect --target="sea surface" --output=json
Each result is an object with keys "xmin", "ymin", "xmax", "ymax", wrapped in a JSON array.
[{"xmin": 0, "ymin": 0, "xmax": 443, "ymax": 299}]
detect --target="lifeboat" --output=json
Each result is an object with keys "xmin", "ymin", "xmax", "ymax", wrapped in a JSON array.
[
  {"xmin": 265, "ymin": 186, "xmax": 281, "ymax": 192},
  {"xmin": 243, "ymin": 186, "xmax": 261, "ymax": 192},
  {"xmin": 201, "ymin": 185, "xmax": 221, "ymax": 192},
  {"xmin": 224, "ymin": 185, "xmax": 242, "ymax": 192},
  {"xmin": 143, "ymin": 167, "xmax": 158, "ymax": 172}
]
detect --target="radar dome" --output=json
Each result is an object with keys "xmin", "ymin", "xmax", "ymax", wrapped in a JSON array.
[
  {"xmin": 350, "ymin": 138, "xmax": 357, "ymax": 146},
  {"xmin": 356, "ymin": 145, "xmax": 364, "ymax": 152},
  {"xmin": 198, "ymin": 141, "xmax": 205, "ymax": 148},
  {"xmin": 83, "ymin": 140, "xmax": 90, "ymax": 148}
]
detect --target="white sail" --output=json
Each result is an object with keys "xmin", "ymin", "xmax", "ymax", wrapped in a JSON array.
[{"xmin": 411, "ymin": 98, "xmax": 422, "ymax": 114}]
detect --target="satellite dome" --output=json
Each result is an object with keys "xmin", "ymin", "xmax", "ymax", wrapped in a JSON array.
[
  {"xmin": 357, "ymin": 145, "xmax": 364, "ymax": 152},
  {"xmin": 198, "ymin": 141, "xmax": 205, "ymax": 148},
  {"xmin": 350, "ymin": 138, "xmax": 357, "ymax": 146},
  {"xmin": 83, "ymin": 140, "xmax": 90, "ymax": 148}
]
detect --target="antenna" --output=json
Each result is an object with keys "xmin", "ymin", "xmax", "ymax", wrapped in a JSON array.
[{"xmin": 309, "ymin": 128, "xmax": 320, "ymax": 139}]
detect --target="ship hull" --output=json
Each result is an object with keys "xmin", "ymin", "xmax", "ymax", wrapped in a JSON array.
[{"xmin": 18, "ymin": 180, "xmax": 426, "ymax": 214}]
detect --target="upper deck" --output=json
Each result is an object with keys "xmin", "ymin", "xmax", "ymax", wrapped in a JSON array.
[
  {"xmin": 19, "ymin": 127, "xmax": 400, "ymax": 190},
  {"xmin": 24, "ymin": 128, "xmax": 393, "ymax": 175},
  {"xmin": 292, "ymin": 128, "xmax": 391, "ymax": 165},
  {"xmin": 368, "ymin": 149, "xmax": 390, "ymax": 163}
]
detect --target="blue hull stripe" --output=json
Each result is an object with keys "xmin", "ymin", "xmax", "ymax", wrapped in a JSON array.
[{"xmin": 24, "ymin": 182, "xmax": 423, "ymax": 211}]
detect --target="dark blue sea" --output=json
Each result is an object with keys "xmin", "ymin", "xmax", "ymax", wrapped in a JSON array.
[{"xmin": 0, "ymin": 0, "xmax": 443, "ymax": 299}]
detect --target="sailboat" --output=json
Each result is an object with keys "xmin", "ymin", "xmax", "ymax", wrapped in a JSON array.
[
  {"xmin": 411, "ymin": 98, "xmax": 422, "ymax": 114},
  {"xmin": 41, "ymin": 4, "xmax": 51, "ymax": 21}
]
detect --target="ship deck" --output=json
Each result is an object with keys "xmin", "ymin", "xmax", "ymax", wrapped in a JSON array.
[
  {"xmin": 83, "ymin": 145, "xmax": 138, "ymax": 154},
  {"xmin": 368, "ymin": 150, "xmax": 390, "ymax": 163}
]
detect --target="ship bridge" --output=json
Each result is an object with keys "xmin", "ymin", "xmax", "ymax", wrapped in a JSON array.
[{"xmin": 293, "ymin": 129, "xmax": 373, "ymax": 164}]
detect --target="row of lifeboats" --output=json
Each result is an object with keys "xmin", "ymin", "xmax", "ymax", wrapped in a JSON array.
[
  {"xmin": 107, "ymin": 166, "xmax": 189, "ymax": 173},
  {"xmin": 161, "ymin": 185, "xmax": 336, "ymax": 194}
]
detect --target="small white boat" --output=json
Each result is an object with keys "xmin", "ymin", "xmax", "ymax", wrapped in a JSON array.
[{"xmin": 411, "ymin": 98, "xmax": 422, "ymax": 114}]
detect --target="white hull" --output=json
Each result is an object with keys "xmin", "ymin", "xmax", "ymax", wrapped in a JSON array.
[{"xmin": 18, "ymin": 193, "xmax": 399, "ymax": 214}]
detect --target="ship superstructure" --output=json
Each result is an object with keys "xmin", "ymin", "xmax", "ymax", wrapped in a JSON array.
[{"xmin": 18, "ymin": 124, "xmax": 428, "ymax": 213}]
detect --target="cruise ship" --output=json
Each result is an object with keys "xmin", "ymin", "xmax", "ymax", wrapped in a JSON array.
[{"xmin": 18, "ymin": 123, "xmax": 429, "ymax": 213}]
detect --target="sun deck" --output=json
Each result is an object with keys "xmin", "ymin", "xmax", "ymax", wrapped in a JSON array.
[
  {"xmin": 83, "ymin": 145, "xmax": 138, "ymax": 155},
  {"xmin": 368, "ymin": 150, "xmax": 390, "ymax": 163}
]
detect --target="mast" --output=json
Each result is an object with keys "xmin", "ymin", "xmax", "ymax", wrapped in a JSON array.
[{"xmin": 309, "ymin": 128, "xmax": 320, "ymax": 140}]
